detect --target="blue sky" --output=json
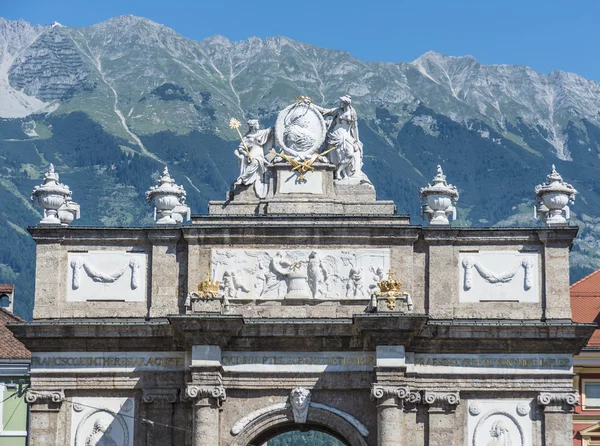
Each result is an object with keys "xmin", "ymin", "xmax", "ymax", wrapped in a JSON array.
[{"xmin": 3, "ymin": 0, "xmax": 600, "ymax": 81}]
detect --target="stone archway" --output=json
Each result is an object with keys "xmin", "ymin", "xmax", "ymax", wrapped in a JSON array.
[{"xmin": 230, "ymin": 405, "xmax": 369, "ymax": 446}]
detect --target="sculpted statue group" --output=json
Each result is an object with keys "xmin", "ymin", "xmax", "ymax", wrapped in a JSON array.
[{"xmin": 232, "ymin": 95, "xmax": 369, "ymax": 198}]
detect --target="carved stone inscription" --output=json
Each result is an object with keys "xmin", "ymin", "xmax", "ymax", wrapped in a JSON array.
[
  {"xmin": 31, "ymin": 352, "xmax": 185, "ymax": 373},
  {"xmin": 411, "ymin": 353, "xmax": 571, "ymax": 375},
  {"xmin": 71, "ymin": 397, "xmax": 134, "ymax": 446},
  {"xmin": 211, "ymin": 248, "xmax": 389, "ymax": 300},
  {"xmin": 221, "ymin": 351, "xmax": 376, "ymax": 372},
  {"xmin": 467, "ymin": 400, "xmax": 532, "ymax": 446},
  {"xmin": 459, "ymin": 251, "xmax": 539, "ymax": 303},
  {"xmin": 67, "ymin": 251, "xmax": 147, "ymax": 302}
]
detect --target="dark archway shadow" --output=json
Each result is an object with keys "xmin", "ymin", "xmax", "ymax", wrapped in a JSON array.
[{"xmin": 249, "ymin": 422, "xmax": 348, "ymax": 446}]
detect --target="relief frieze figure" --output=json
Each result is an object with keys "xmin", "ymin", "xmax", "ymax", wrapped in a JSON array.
[{"xmin": 211, "ymin": 248, "xmax": 389, "ymax": 301}]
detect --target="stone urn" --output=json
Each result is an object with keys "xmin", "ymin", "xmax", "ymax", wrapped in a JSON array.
[
  {"xmin": 31, "ymin": 164, "xmax": 73, "ymax": 226},
  {"xmin": 419, "ymin": 165, "xmax": 459, "ymax": 225},
  {"xmin": 58, "ymin": 201, "xmax": 81, "ymax": 226},
  {"xmin": 534, "ymin": 165, "xmax": 577, "ymax": 226},
  {"xmin": 146, "ymin": 167, "xmax": 187, "ymax": 225}
]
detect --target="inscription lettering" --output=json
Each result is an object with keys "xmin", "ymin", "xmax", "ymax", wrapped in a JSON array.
[
  {"xmin": 414, "ymin": 356, "xmax": 570, "ymax": 369},
  {"xmin": 222, "ymin": 355, "xmax": 374, "ymax": 366}
]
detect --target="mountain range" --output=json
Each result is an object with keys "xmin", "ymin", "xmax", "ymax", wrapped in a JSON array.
[{"xmin": 1, "ymin": 15, "xmax": 600, "ymax": 318}]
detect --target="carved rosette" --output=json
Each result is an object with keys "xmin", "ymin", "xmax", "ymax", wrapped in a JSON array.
[
  {"xmin": 185, "ymin": 385, "xmax": 227, "ymax": 406},
  {"xmin": 143, "ymin": 388, "xmax": 179, "ymax": 404},
  {"xmin": 25, "ymin": 389, "xmax": 65, "ymax": 404},
  {"xmin": 423, "ymin": 391, "xmax": 460, "ymax": 410},
  {"xmin": 537, "ymin": 392, "xmax": 578, "ymax": 410}
]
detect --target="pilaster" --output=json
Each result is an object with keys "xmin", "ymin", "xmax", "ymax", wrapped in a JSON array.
[
  {"xmin": 537, "ymin": 392, "xmax": 577, "ymax": 445},
  {"xmin": 25, "ymin": 389, "xmax": 66, "ymax": 446},
  {"xmin": 143, "ymin": 388, "xmax": 179, "ymax": 446},
  {"xmin": 148, "ymin": 230, "xmax": 183, "ymax": 316},
  {"xmin": 423, "ymin": 391, "xmax": 460, "ymax": 446},
  {"xmin": 538, "ymin": 231, "xmax": 574, "ymax": 319}
]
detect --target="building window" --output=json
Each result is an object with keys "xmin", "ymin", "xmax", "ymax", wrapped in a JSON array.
[
  {"xmin": 0, "ymin": 383, "xmax": 28, "ymax": 446},
  {"xmin": 585, "ymin": 382, "xmax": 600, "ymax": 408}
]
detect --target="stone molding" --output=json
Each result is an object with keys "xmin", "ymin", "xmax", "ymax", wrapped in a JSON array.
[
  {"xmin": 184, "ymin": 385, "xmax": 226, "ymax": 403},
  {"xmin": 25, "ymin": 389, "xmax": 65, "ymax": 404},
  {"xmin": 230, "ymin": 401, "xmax": 369, "ymax": 438},
  {"xmin": 537, "ymin": 392, "xmax": 578, "ymax": 409},
  {"xmin": 142, "ymin": 388, "xmax": 179, "ymax": 404}
]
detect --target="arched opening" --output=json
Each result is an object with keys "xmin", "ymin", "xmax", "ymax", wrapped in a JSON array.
[
  {"xmin": 231, "ymin": 406, "xmax": 369, "ymax": 446},
  {"xmin": 252, "ymin": 424, "xmax": 346, "ymax": 445}
]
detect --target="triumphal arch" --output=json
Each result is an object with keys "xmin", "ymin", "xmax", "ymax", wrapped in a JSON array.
[{"xmin": 12, "ymin": 96, "xmax": 594, "ymax": 445}]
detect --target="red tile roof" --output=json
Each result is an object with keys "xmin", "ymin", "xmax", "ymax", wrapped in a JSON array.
[
  {"xmin": 0, "ymin": 284, "xmax": 14, "ymax": 294},
  {"xmin": 571, "ymin": 268, "xmax": 600, "ymax": 346},
  {"xmin": 0, "ymin": 308, "xmax": 30, "ymax": 359}
]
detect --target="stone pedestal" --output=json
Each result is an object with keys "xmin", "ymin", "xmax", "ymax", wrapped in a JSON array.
[{"xmin": 209, "ymin": 163, "xmax": 396, "ymax": 216}]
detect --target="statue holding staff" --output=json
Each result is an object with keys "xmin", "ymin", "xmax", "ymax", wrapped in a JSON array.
[{"xmin": 230, "ymin": 118, "xmax": 274, "ymax": 199}]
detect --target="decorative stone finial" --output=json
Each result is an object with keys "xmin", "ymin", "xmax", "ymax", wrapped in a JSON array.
[
  {"xmin": 31, "ymin": 164, "xmax": 79, "ymax": 226},
  {"xmin": 534, "ymin": 165, "xmax": 576, "ymax": 226},
  {"xmin": 145, "ymin": 166, "xmax": 190, "ymax": 225},
  {"xmin": 419, "ymin": 165, "xmax": 459, "ymax": 225}
]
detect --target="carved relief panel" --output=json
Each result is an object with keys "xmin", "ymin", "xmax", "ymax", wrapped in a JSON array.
[
  {"xmin": 67, "ymin": 251, "xmax": 147, "ymax": 301},
  {"xmin": 211, "ymin": 249, "xmax": 390, "ymax": 300},
  {"xmin": 70, "ymin": 397, "xmax": 134, "ymax": 446},
  {"xmin": 459, "ymin": 251, "xmax": 539, "ymax": 303},
  {"xmin": 467, "ymin": 400, "xmax": 532, "ymax": 446}
]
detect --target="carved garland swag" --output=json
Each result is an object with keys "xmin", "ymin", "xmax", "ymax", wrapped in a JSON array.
[{"xmin": 70, "ymin": 257, "xmax": 141, "ymax": 290}]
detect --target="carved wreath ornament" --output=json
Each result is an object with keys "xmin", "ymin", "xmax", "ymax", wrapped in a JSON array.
[
  {"xmin": 462, "ymin": 258, "xmax": 533, "ymax": 291},
  {"xmin": 70, "ymin": 257, "xmax": 140, "ymax": 290}
]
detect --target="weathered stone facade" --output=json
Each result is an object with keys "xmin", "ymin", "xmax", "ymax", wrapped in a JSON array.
[
  {"xmin": 8, "ymin": 209, "xmax": 593, "ymax": 445},
  {"xmin": 12, "ymin": 100, "xmax": 593, "ymax": 445}
]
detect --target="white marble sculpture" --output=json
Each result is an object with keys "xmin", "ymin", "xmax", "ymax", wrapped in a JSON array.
[
  {"xmin": 468, "ymin": 400, "xmax": 531, "ymax": 446},
  {"xmin": 534, "ymin": 165, "xmax": 577, "ymax": 226},
  {"xmin": 274, "ymin": 97, "xmax": 327, "ymax": 161},
  {"xmin": 211, "ymin": 248, "xmax": 389, "ymax": 300},
  {"xmin": 233, "ymin": 119, "xmax": 274, "ymax": 199},
  {"xmin": 58, "ymin": 200, "xmax": 81, "ymax": 225},
  {"xmin": 459, "ymin": 251, "xmax": 538, "ymax": 303},
  {"xmin": 31, "ymin": 164, "xmax": 77, "ymax": 225},
  {"xmin": 145, "ymin": 167, "xmax": 189, "ymax": 225},
  {"xmin": 270, "ymin": 95, "xmax": 371, "ymax": 184},
  {"xmin": 419, "ymin": 165, "xmax": 459, "ymax": 225},
  {"xmin": 71, "ymin": 397, "xmax": 133, "ymax": 446},
  {"xmin": 313, "ymin": 95, "xmax": 366, "ymax": 181},
  {"xmin": 67, "ymin": 252, "xmax": 146, "ymax": 302},
  {"xmin": 290, "ymin": 388, "xmax": 311, "ymax": 423}
]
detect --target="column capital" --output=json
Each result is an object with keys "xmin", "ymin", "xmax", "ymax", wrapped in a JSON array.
[
  {"xmin": 25, "ymin": 389, "xmax": 65, "ymax": 404},
  {"xmin": 537, "ymin": 392, "xmax": 578, "ymax": 412},
  {"xmin": 143, "ymin": 388, "xmax": 179, "ymax": 404},
  {"xmin": 371, "ymin": 385, "xmax": 409, "ymax": 403},
  {"xmin": 423, "ymin": 391, "xmax": 460, "ymax": 412},
  {"xmin": 185, "ymin": 385, "xmax": 226, "ymax": 406}
]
